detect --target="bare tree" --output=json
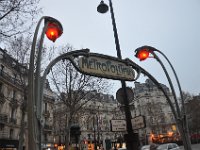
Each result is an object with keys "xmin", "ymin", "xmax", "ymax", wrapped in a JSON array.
[
  {"xmin": 0, "ymin": 0, "xmax": 41, "ymax": 41},
  {"xmin": 47, "ymin": 45, "xmax": 111, "ymax": 150}
]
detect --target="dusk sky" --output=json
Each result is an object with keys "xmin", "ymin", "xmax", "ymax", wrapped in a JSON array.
[{"xmin": 39, "ymin": 0, "xmax": 200, "ymax": 96}]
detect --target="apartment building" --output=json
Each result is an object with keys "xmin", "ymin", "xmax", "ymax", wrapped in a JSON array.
[
  {"xmin": 53, "ymin": 90, "xmax": 125, "ymax": 148},
  {"xmin": 0, "ymin": 48, "xmax": 27, "ymax": 150},
  {"xmin": 0, "ymin": 48, "xmax": 55, "ymax": 150},
  {"xmin": 132, "ymin": 79, "xmax": 179, "ymax": 144}
]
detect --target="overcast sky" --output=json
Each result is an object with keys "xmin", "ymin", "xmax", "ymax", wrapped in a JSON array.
[{"xmin": 39, "ymin": 0, "xmax": 200, "ymax": 96}]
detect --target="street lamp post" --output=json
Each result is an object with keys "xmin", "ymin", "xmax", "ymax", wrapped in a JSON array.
[
  {"xmin": 97, "ymin": 1, "xmax": 139, "ymax": 150},
  {"xmin": 28, "ymin": 16, "xmax": 63, "ymax": 150},
  {"xmin": 135, "ymin": 45, "xmax": 192, "ymax": 150}
]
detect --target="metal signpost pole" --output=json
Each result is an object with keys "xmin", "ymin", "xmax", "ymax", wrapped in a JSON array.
[{"xmin": 107, "ymin": 0, "xmax": 138, "ymax": 149}]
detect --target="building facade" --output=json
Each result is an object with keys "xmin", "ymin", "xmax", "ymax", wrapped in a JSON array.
[
  {"xmin": 185, "ymin": 95, "xmax": 200, "ymax": 144},
  {"xmin": 132, "ymin": 79, "xmax": 180, "ymax": 145},
  {"xmin": 53, "ymin": 91, "xmax": 126, "ymax": 149},
  {"xmin": 0, "ymin": 48, "xmax": 27, "ymax": 150},
  {"xmin": 0, "ymin": 48, "xmax": 55, "ymax": 150}
]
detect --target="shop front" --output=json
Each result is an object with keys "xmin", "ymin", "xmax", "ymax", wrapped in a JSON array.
[{"xmin": 0, "ymin": 139, "xmax": 19, "ymax": 150}]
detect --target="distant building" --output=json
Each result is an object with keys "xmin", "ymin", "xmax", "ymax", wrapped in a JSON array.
[
  {"xmin": 185, "ymin": 95, "xmax": 200, "ymax": 143},
  {"xmin": 132, "ymin": 79, "xmax": 179, "ymax": 144},
  {"xmin": 52, "ymin": 90, "xmax": 125, "ymax": 149}
]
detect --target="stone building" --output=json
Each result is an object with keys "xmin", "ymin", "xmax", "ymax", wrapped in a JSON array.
[
  {"xmin": 0, "ymin": 48, "xmax": 55, "ymax": 150},
  {"xmin": 0, "ymin": 48, "xmax": 28, "ymax": 150},
  {"xmin": 185, "ymin": 95, "xmax": 200, "ymax": 143},
  {"xmin": 53, "ymin": 90, "xmax": 125, "ymax": 149},
  {"xmin": 132, "ymin": 79, "xmax": 179, "ymax": 144}
]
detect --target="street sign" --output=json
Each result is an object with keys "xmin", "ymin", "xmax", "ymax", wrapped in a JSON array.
[
  {"xmin": 116, "ymin": 87, "xmax": 134, "ymax": 105},
  {"xmin": 78, "ymin": 56, "xmax": 135, "ymax": 81},
  {"xmin": 131, "ymin": 116, "xmax": 146, "ymax": 130},
  {"xmin": 110, "ymin": 119, "xmax": 127, "ymax": 132}
]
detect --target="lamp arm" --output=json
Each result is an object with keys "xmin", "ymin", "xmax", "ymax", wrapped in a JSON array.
[
  {"xmin": 154, "ymin": 49, "xmax": 185, "ymax": 114},
  {"xmin": 28, "ymin": 16, "xmax": 46, "ymax": 150},
  {"xmin": 35, "ymin": 22, "xmax": 49, "ymax": 119},
  {"xmin": 151, "ymin": 51, "xmax": 181, "ymax": 117},
  {"xmin": 154, "ymin": 50, "xmax": 192, "ymax": 150}
]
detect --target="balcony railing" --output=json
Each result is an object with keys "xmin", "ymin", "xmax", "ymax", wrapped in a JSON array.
[{"xmin": 0, "ymin": 130, "xmax": 9, "ymax": 139}]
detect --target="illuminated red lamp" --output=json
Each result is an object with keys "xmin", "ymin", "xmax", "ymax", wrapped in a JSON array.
[
  {"xmin": 135, "ymin": 48, "xmax": 150, "ymax": 61},
  {"xmin": 45, "ymin": 22, "xmax": 63, "ymax": 42}
]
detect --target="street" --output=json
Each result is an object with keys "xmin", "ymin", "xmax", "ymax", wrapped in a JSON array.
[{"xmin": 180, "ymin": 143, "xmax": 200, "ymax": 150}]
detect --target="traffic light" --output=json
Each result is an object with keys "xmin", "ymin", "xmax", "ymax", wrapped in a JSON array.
[
  {"xmin": 45, "ymin": 21, "xmax": 63, "ymax": 42},
  {"xmin": 135, "ymin": 48, "xmax": 150, "ymax": 61}
]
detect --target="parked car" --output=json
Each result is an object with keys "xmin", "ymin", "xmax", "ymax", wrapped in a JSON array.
[
  {"xmin": 141, "ymin": 144, "xmax": 158, "ymax": 150},
  {"xmin": 141, "ymin": 145, "xmax": 150, "ymax": 150},
  {"xmin": 156, "ymin": 143, "xmax": 180, "ymax": 150}
]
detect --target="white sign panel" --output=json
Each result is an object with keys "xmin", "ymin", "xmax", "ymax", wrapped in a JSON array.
[
  {"xmin": 78, "ymin": 56, "xmax": 135, "ymax": 81},
  {"xmin": 131, "ymin": 116, "xmax": 146, "ymax": 130},
  {"xmin": 111, "ymin": 119, "xmax": 127, "ymax": 132}
]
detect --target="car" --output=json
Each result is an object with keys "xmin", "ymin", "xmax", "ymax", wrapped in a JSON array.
[
  {"xmin": 140, "ymin": 143, "xmax": 158, "ymax": 150},
  {"xmin": 156, "ymin": 143, "xmax": 180, "ymax": 150},
  {"xmin": 141, "ymin": 145, "xmax": 150, "ymax": 150}
]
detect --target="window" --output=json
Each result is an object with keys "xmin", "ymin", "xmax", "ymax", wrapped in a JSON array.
[
  {"xmin": 168, "ymin": 144, "xmax": 173, "ymax": 149},
  {"xmin": 0, "ymin": 82, "xmax": 2, "ymax": 91},
  {"xmin": 45, "ymin": 103, "xmax": 47, "ymax": 111},
  {"xmin": 9, "ymin": 129, "xmax": 14, "ymax": 139},
  {"xmin": 0, "ymin": 124, "xmax": 4, "ymax": 130},
  {"xmin": 172, "ymin": 143, "xmax": 178, "ymax": 148},
  {"xmin": 13, "ymin": 73, "xmax": 17, "ymax": 83},
  {"xmin": 13, "ymin": 90, "xmax": 16, "ymax": 99},
  {"xmin": 0, "ymin": 65, "xmax": 4, "ymax": 75}
]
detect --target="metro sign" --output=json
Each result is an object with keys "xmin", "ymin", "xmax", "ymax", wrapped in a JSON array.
[{"xmin": 78, "ymin": 56, "xmax": 135, "ymax": 81}]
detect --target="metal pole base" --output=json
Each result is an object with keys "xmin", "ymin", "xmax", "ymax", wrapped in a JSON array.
[{"xmin": 124, "ymin": 133, "xmax": 140, "ymax": 150}]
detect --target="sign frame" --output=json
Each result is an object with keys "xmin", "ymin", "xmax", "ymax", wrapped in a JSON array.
[
  {"xmin": 110, "ymin": 119, "xmax": 127, "ymax": 132},
  {"xmin": 131, "ymin": 115, "xmax": 146, "ymax": 130},
  {"xmin": 78, "ymin": 55, "xmax": 135, "ymax": 81}
]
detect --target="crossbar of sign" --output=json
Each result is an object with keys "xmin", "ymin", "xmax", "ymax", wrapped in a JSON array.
[{"xmin": 110, "ymin": 120, "xmax": 127, "ymax": 132}]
